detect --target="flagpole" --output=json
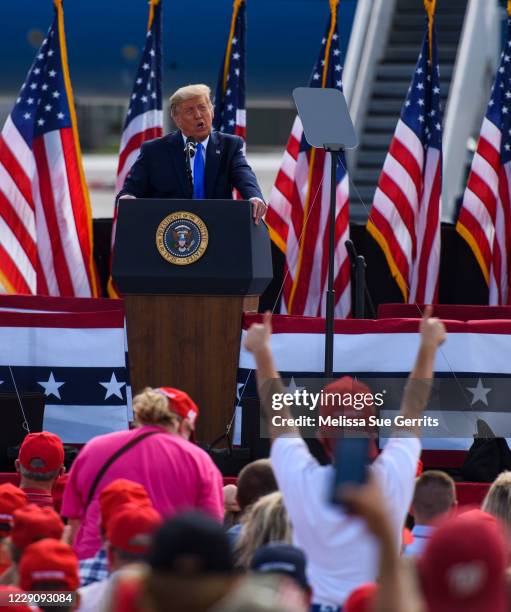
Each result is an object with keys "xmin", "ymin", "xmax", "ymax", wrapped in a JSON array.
[
  {"xmin": 54, "ymin": 0, "xmax": 99, "ymax": 297},
  {"xmin": 221, "ymin": 0, "xmax": 244, "ymax": 94}
]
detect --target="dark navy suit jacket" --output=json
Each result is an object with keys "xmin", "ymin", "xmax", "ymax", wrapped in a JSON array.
[{"xmin": 117, "ymin": 130, "xmax": 264, "ymax": 201}]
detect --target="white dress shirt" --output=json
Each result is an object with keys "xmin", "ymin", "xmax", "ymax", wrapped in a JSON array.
[{"xmin": 182, "ymin": 133, "xmax": 209, "ymax": 182}]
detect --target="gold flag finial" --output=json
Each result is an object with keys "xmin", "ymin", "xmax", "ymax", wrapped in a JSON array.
[
  {"xmin": 424, "ymin": 0, "xmax": 436, "ymax": 59},
  {"xmin": 321, "ymin": 0, "xmax": 340, "ymax": 87},
  {"xmin": 147, "ymin": 0, "xmax": 161, "ymax": 30}
]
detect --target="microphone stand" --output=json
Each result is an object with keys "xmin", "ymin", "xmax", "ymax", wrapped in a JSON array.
[
  {"xmin": 345, "ymin": 239, "xmax": 376, "ymax": 319},
  {"xmin": 184, "ymin": 146, "xmax": 194, "ymax": 198}
]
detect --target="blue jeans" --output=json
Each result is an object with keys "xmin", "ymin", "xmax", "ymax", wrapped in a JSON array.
[{"xmin": 311, "ymin": 605, "xmax": 342, "ymax": 612}]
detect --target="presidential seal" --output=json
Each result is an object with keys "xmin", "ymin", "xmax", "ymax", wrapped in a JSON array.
[{"xmin": 156, "ymin": 212, "xmax": 209, "ymax": 265}]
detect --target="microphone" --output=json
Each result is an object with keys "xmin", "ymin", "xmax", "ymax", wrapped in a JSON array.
[
  {"xmin": 184, "ymin": 137, "xmax": 197, "ymax": 159},
  {"xmin": 184, "ymin": 137, "xmax": 195, "ymax": 197}
]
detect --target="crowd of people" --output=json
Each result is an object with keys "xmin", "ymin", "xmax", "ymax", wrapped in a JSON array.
[{"xmin": 0, "ymin": 307, "xmax": 508, "ymax": 611}]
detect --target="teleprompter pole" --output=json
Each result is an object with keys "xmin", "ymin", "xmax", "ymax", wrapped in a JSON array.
[{"xmin": 324, "ymin": 145, "xmax": 342, "ymax": 378}]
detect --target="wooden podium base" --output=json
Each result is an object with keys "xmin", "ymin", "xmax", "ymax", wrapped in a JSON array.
[{"xmin": 124, "ymin": 294, "xmax": 258, "ymax": 443}]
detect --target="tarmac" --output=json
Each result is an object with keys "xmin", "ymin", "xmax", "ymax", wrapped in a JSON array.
[{"xmin": 83, "ymin": 151, "xmax": 283, "ymax": 218}]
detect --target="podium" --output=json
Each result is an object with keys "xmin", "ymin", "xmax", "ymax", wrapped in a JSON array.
[{"xmin": 112, "ymin": 199, "xmax": 273, "ymax": 442}]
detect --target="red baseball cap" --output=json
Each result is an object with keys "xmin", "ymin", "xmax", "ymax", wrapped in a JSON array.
[
  {"xmin": 11, "ymin": 504, "xmax": 64, "ymax": 551},
  {"xmin": 107, "ymin": 503, "xmax": 162, "ymax": 555},
  {"xmin": 418, "ymin": 515, "xmax": 508, "ymax": 612},
  {"xmin": 0, "ymin": 484, "xmax": 27, "ymax": 532},
  {"xmin": 344, "ymin": 583, "xmax": 378, "ymax": 612},
  {"xmin": 19, "ymin": 539, "xmax": 79, "ymax": 592},
  {"xmin": 319, "ymin": 377, "xmax": 378, "ymax": 458},
  {"xmin": 153, "ymin": 387, "xmax": 199, "ymax": 426},
  {"xmin": 18, "ymin": 432, "xmax": 64, "ymax": 473},
  {"xmin": 99, "ymin": 479, "xmax": 152, "ymax": 532},
  {"xmin": 0, "ymin": 586, "xmax": 32, "ymax": 611}
]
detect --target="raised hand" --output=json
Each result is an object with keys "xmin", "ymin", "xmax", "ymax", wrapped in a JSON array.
[
  {"xmin": 419, "ymin": 305, "xmax": 446, "ymax": 348},
  {"xmin": 243, "ymin": 311, "xmax": 272, "ymax": 354}
]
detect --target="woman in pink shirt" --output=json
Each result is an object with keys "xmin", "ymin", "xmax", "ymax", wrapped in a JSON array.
[{"xmin": 61, "ymin": 387, "xmax": 224, "ymax": 559}]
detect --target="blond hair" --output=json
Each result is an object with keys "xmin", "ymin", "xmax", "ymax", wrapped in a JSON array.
[
  {"xmin": 482, "ymin": 471, "xmax": 511, "ymax": 532},
  {"xmin": 169, "ymin": 84, "xmax": 212, "ymax": 118},
  {"xmin": 234, "ymin": 492, "xmax": 292, "ymax": 569},
  {"xmin": 132, "ymin": 387, "xmax": 181, "ymax": 429}
]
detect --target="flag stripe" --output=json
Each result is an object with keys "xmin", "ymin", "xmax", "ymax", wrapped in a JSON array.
[
  {"xmin": 0, "ymin": 165, "xmax": 36, "ymax": 241},
  {"xmin": 118, "ymin": 109, "xmax": 163, "ymax": 153},
  {"xmin": 467, "ymin": 171, "xmax": 498, "ymax": 221},
  {"xmin": 0, "ymin": 189, "xmax": 36, "ymax": 267},
  {"xmin": 389, "ymin": 136, "xmax": 423, "ymax": 196},
  {"xmin": 33, "ymin": 137, "xmax": 74, "ymax": 296},
  {"xmin": 60, "ymin": 129, "xmax": 94, "ymax": 290},
  {"xmin": 0, "ymin": 220, "xmax": 34, "ymax": 293},
  {"xmin": 372, "ymin": 187, "xmax": 415, "ymax": 260},
  {"xmin": 46, "ymin": 130, "xmax": 90, "ymax": 296},
  {"xmin": 367, "ymin": 209, "xmax": 410, "ymax": 294},
  {"xmin": 495, "ymin": 166, "xmax": 511, "ymax": 303},
  {"xmin": 116, "ymin": 126, "xmax": 161, "ymax": 183},
  {"xmin": 476, "ymin": 136, "xmax": 501, "ymax": 171},
  {"xmin": 378, "ymin": 172, "xmax": 417, "ymax": 255},
  {"xmin": 413, "ymin": 152, "xmax": 441, "ymax": 302},
  {"xmin": 457, "ymin": 214, "xmax": 491, "ymax": 282},
  {"xmin": 32, "ymin": 170, "xmax": 57, "ymax": 296},
  {"xmin": 0, "ymin": 137, "xmax": 34, "ymax": 209}
]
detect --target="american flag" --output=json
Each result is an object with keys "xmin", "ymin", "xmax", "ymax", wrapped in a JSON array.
[
  {"xmin": 213, "ymin": 0, "xmax": 246, "ymax": 141},
  {"xmin": 0, "ymin": 0, "xmax": 98, "ymax": 297},
  {"xmin": 266, "ymin": 1, "xmax": 351, "ymax": 317},
  {"xmin": 109, "ymin": 0, "xmax": 163, "ymax": 297},
  {"xmin": 114, "ymin": 0, "xmax": 163, "ymax": 193},
  {"xmin": 367, "ymin": 9, "xmax": 442, "ymax": 304},
  {"xmin": 456, "ymin": 15, "xmax": 511, "ymax": 305}
]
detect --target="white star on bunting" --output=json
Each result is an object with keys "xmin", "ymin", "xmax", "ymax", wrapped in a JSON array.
[
  {"xmin": 100, "ymin": 372, "xmax": 126, "ymax": 400},
  {"xmin": 38, "ymin": 372, "xmax": 65, "ymax": 399}
]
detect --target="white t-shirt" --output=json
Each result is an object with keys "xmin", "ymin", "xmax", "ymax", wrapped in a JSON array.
[{"xmin": 270, "ymin": 435, "xmax": 421, "ymax": 607}]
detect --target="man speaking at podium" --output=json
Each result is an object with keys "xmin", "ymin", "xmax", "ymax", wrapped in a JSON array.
[{"xmin": 117, "ymin": 84, "xmax": 267, "ymax": 224}]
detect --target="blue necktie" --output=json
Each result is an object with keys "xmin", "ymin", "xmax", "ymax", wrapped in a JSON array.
[{"xmin": 193, "ymin": 143, "xmax": 205, "ymax": 199}]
